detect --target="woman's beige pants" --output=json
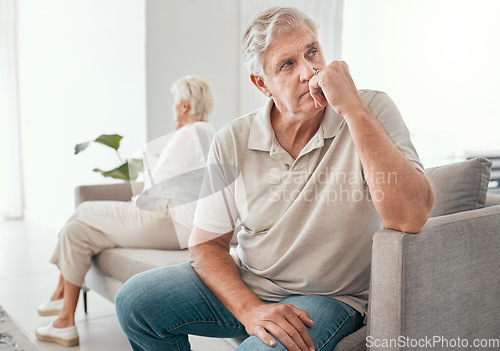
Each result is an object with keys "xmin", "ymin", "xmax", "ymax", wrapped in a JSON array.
[{"xmin": 50, "ymin": 201, "xmax": 180, "ymax": 287}]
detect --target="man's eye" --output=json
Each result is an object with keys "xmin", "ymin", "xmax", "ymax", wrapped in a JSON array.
[
  {"xmin": 308, "ymin": 49, "xmax": 318, "ymax": 57},
  {"xmin": 281, "ymin": 61, "xmax": 292, "ymax": 68}
]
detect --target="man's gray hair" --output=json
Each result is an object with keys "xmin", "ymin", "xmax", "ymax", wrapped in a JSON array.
[
  {"xmin": 242, "ymin": 7, "xmax": 319, "ymax": 76},
  {"xmin": 171, "ymin": 76, "xmax": 214, "ymax": 121}
]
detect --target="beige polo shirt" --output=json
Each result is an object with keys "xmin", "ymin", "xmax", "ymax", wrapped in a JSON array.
[{"xmin": 194, "ymin": 90, "xmax": 423, "ymax": 316}]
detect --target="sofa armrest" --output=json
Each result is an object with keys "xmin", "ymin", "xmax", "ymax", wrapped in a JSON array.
[
  {"xmin": 368, "ymin": 205, "xmax": 500, "ymax": 351},
  {"xmin": 485, "ymin": 193, "xmax": 500, "ymax": 207},
  {"xmin": 74, "ymin": 182, "xmax": 144, "ymax": 207}
]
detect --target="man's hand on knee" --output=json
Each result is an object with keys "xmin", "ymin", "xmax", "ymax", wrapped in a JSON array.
[{"xmin": 241, "ymin": 302, "xmax": 315, "ymax": 351}]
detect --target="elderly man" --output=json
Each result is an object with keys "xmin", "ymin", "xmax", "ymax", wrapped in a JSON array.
[{"xmin": 116, "ymin": 7, "xmax": 433, "ymax": 351}]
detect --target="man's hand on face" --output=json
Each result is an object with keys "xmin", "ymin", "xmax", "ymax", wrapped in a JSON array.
[
  {"xmin": 239, "ymin": 302, "xmax": 315, "ymax": 351},
  {"xmin": 308, "ymin": 61, "xmax": 369, "ymax": 119}
]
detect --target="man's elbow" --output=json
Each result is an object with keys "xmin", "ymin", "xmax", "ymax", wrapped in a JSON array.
[
  {"xmin": 386, "ymin": 187, "xmax": 434, "ymax": 234},
  {"xmin": 188, "ymin": 241, "xmax": 217, "ymax": 274},
  {"xmin": 387, "ymin": 215, "xmax": 428, "ymax": 234},
  {"xmin": 385, "ymin": 212, "xmax": 428, "ymax": 233}
]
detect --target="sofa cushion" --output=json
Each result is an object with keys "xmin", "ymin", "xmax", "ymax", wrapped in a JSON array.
[
  {"xmin": 92, "ymin": 248, "xmax": 191, "ymax": 284},
  {"xmin": 425, "ymin": 157, "xmax": 492, "ymax": 217}
]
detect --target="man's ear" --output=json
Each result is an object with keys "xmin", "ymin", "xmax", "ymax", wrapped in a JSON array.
[{"xmin": 250, "ymin": 75, "xmax": 271, "ymax": 97}]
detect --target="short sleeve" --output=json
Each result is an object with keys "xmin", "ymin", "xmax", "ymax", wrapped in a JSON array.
[
  {"xmin": 193, "ymin": 137, "xmax": 240, "ymax": 234},
  {"xmin": 364, "ymin": 91, "xmax": 424, "ymax": 173}
]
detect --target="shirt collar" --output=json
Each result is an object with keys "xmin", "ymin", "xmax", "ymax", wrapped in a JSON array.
[
  {"xmin": 248, "ymin": 99, "xmax": 275, "ymax": 152},
  {"xmin": 248, "ymin": 99, "xmax": 345, "ymax": 152}
]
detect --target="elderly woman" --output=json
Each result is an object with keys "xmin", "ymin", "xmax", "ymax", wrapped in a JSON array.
[
  {"xmin": 35, "ymin": 76, "xmax": 217, "ymax": 347},
  {"xmin": 116, "ymin": 7, "xmax": 433, "ymax": 351}
]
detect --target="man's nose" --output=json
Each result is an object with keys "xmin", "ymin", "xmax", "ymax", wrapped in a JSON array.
[{"xmin": 299, "ymin": 60, "xmax": 316, "ymax": 82}]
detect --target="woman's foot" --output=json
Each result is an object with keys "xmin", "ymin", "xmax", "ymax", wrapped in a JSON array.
[
  {"xmin": 37, "ymin": 298, "xmax": 64, "ymax": 316},
  {"xmin": 35, "ymin": 321, "xmax": 79, "ymax": 347}
]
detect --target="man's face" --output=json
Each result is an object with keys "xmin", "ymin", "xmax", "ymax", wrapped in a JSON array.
[{"xmin": 257, "ymin": 24, "xmax": 326, "ymax": 117}]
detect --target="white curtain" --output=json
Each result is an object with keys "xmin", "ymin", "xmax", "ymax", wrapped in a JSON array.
[
  {"xmin": 239, "ymin": 0, "xmax": 344, "ymax": 115},
  {"xmin": 0, "ymin": 0, "xmax": 24, "ymax": 219}
]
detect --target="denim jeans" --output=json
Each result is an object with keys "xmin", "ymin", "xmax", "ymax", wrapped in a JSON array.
[{"xmin": 115, "ymin": 263, "xmax": 363, "ymax": 351}]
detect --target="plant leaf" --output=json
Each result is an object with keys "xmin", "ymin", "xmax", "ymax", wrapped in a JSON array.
[
  {"xmin": 92, "ymin": 159, "xmax": 143, "ymax": 181},
  {"xmin": 93, "ymin": 162, "xmax": 131, "ymax": 181},
  {"xmin": 94, "ymin": 134, "xmax": 123, "ymax": 151},
  {"xmin": 75, "ymin": 141, "xmax": 91, "ymax": 155}
]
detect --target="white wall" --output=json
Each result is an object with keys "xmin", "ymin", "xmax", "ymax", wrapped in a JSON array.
[
  {"xmin": 17, "ymin": 0, "xmax": 147, "ymax": 231},
  {"xmin": 343, "ymin": 0, "xmax": 500, "ymax": 167},
  {"xmin": 146, "ymin": 0, "xmax": 240, "ymax": 141}
]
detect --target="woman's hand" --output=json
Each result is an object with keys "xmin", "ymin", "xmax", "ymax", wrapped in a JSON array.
[
  {"xmin": 309, "ymin": 61, "xmax": 368, "ymax": 119},
  {"xmin": 239, "ymin": 302, "xmax": 315, "ymax": 351}
]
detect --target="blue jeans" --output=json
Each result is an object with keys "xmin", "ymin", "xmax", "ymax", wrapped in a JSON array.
[{"xmin": 115, "ymin": 263, "xmax": 363, "ymax": 351}]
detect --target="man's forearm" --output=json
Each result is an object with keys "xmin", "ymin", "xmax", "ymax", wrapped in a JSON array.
[
  {"xmin": 189, "ymin": 230, "xmax": 315, "ymax": 350},
  {"xmin": 189, "ymin": 234, "xmax": 263, "ymax": 320},
  {"xmin": 309, "ymin": 61, "xmax": 433, "ymax": 232},
  {"xmin": 345, "ymin": 107, "xmax": 434, "ymax": 233}
]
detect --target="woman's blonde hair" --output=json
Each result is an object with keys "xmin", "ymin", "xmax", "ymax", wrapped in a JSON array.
[
  {"xmin": 242, "ymin": 7, "xmax": 319, "ymax": 76},
  {"xmin": 171, "ymin": 76, "xmax": 214, "ymax": 121}
]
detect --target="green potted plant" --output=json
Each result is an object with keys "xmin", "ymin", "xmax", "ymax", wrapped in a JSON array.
[{"xmin": 75, "ymin": 134, "xmax": 143, "ymax": 181}]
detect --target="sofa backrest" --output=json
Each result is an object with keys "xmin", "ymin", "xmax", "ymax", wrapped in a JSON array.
[{"xmin": 425, "ymin": 157, "xmax": 492, "ymax": 217}]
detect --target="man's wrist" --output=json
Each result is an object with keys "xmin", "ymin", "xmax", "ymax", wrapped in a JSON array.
[
  {"xmin": 342, "ymin": 102, "xmax": 371, "ymax": 122},
  {"xmin": 231, "ymin": 295, "xmax": 266, "ymax": 322}
]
